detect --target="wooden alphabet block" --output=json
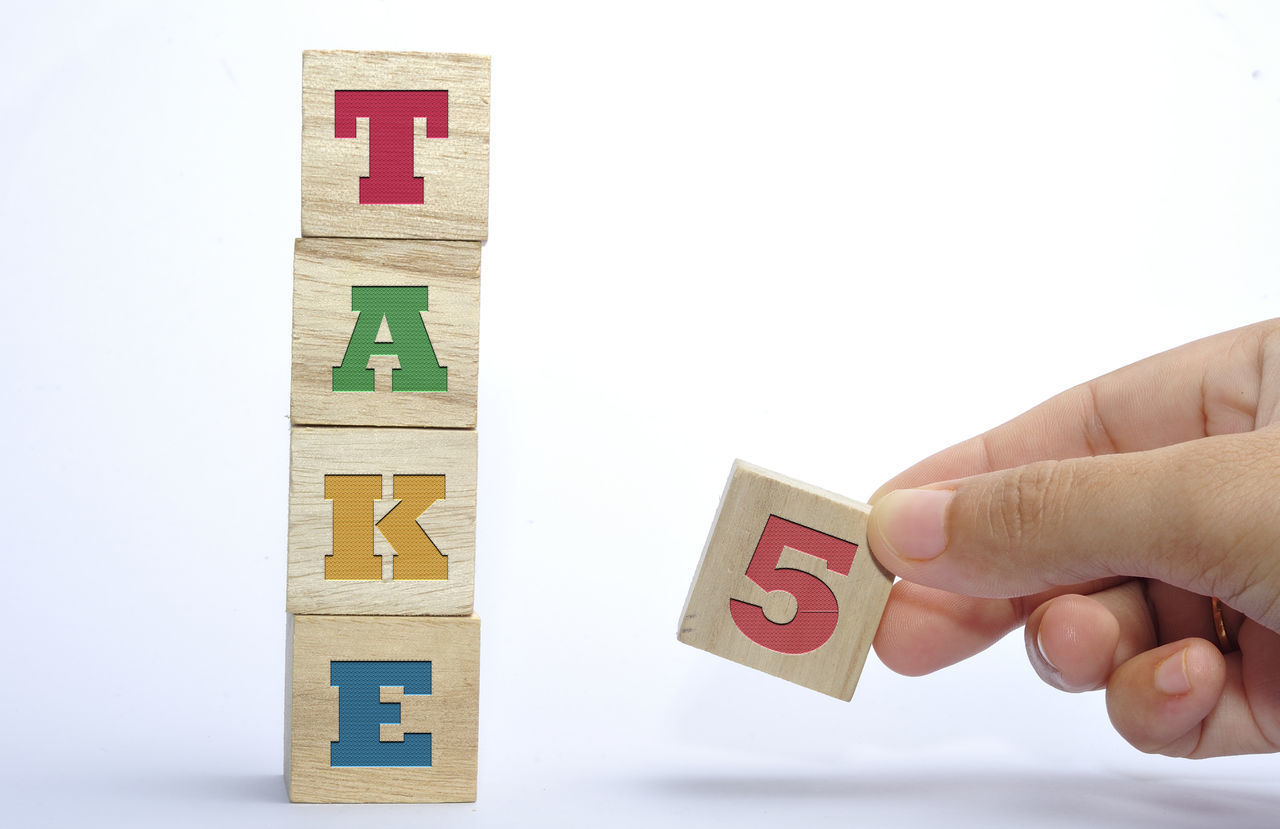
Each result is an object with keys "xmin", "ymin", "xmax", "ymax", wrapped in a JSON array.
[
  {"xmin": 286, "ymin": 614, "xmax": 480, "ymax": 803},
  {"xmin": 678, "ymin": 460, "xmax": 892, "ymax": 700},
  {"xmin": 291, "ymin": 238, "xmax": 480, "ymax": 428},
  {"xmin": 302, "ymin": 50, "xmax": 489, "ymax": 240},
  {"xmin": 287, "ymin": 427, "xmax": 476, "ymax": 616}
]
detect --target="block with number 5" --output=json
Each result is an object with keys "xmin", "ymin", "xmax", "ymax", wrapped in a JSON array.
[{"xmin": 678, "ymin": 460, "xmax": 893, "ymax": 700}]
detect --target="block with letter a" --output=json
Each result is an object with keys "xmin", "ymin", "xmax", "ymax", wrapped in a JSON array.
[
  {"xmin": 291, "ymin": 238, "xmax": 481, "ymax": 428},
  {"xmin": 678, "ymin": 460, "xmax": 893, "ymax": 700}
]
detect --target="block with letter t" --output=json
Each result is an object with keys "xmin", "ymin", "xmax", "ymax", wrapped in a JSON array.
[
  {"xmin": 301, "ymin": 50, "xmax": 490, "ymax": 240},
  {"xmin": 678, "ymin": 460, "xmax": 893, "ymax": 700}
]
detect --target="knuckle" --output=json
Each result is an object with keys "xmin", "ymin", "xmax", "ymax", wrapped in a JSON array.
[
  {"xmin": 1155, "ymin": 433, "xmax": 1280, "ymax": 609},
  {"xmin": 983, "ymin": 460, "xmax": 1073, "ymax": 552}
]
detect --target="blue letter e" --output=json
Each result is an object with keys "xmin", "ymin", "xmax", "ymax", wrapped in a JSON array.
[{"xmin": 330, "ymin": 661, "xmax": 432, "ymax": 767}]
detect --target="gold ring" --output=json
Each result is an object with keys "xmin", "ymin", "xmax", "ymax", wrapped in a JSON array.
[{"xmin": 1211, "ymin": 597, "xmax": 1235, "ymax": 652}]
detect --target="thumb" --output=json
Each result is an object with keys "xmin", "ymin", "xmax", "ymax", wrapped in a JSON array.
[{"xmin": 867, "ymin": 427, "xmax": 1280, "ymax": 631}]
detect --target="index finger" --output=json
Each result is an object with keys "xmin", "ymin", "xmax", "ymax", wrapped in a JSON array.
[{"xmin": 871, "ymin": 319, "xmax": 1277, "ymax": 501}]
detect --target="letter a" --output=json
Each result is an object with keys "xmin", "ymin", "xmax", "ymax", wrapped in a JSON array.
[{"xmin": 332, "ymin": 286, "xmax": 448, "ymax": 393}]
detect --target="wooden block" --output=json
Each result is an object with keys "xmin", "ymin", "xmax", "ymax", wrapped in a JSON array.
[
  {"xmin": 287, "ymin": 426, "xmax": 476, "ymax": 616},
  {"xmin": 286, "ymin": 614, "xmax": 480, "ymax": 803},
  {"xmin": 291, "ymin": 238, "xmax": 480, "ymax": 428},
  {"xmin": 302, "ymin": 50, "xmax": 489, "ymax": 240},
  {"xmin": 678, "ymin": 460, "xmax": 893, "ymax": 701}
]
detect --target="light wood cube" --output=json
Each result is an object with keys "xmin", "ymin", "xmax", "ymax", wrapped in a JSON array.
[
  {"xmin": 287, "ymin": 426, "xmax": 476, "ymax": 616},
  {"xmin": 286, "ymin": 614, "xmax": 480, "ymax": 803},
  {"xmin": 291, "ymin": 238, "xmax": 480, "ymax": 428},
  {"xmin": 302, "ymin": 51, "xmax": 489, "ymax": 240},
  {"xmin": 679, "ymin": 460, "xmax": 892, "ymax": 700}
]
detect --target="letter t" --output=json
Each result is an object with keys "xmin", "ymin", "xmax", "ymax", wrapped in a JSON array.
[{"xmin": 334, "ymin": 90, "xmax": 449, "ymax": 204}]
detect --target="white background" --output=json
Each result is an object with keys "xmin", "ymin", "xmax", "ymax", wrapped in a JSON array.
[{"xmin": 3, "ymin": 1, "xmax": 1279, "ymax": 826}]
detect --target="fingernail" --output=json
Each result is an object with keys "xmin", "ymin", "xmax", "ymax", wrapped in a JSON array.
[
  {"xmin": 1155, "ymin": 648, "xmax": 1192, "ymax": 696},
  {"xmin": 1034, "ymin": 628, "xmax": 1061, "ymax": 674},
  {"xmin": 874, "ymin": 489, "xmax": 953, "ymax": 562}
]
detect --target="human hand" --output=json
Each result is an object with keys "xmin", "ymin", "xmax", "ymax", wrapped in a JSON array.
[{"xmin": 866, "ymin": 319, "xmax": 1280, "ymax": 757}]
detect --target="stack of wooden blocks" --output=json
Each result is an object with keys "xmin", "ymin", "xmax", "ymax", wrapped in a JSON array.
[{"xmin": 285, "ymin": 50, "xmax": 490, "ymax": 804}]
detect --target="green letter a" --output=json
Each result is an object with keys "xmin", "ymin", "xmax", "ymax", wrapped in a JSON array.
[{"xmin": 332, "ymin": 286, "xmax": 448, "ymax": 392}]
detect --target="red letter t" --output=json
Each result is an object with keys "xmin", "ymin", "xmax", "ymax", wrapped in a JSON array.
[{"xmin": 334, "ymin": 90, "xmax": 449, "ymax": 204}]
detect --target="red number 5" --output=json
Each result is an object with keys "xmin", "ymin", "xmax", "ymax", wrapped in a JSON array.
[{"xmin": 729, "ymin": 515, "xmax": 859, "ymax": 654}]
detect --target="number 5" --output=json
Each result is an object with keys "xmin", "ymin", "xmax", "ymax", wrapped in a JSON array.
[{"xmin": 729, "ymin": 515, "xmax": 859, "ymax": 654}]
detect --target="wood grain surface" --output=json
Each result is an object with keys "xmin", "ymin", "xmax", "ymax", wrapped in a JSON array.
[
  {"xmin": 286, "ymin": 614, "xmax": 480, "ymax": 803},
  {"xmin": 678, "ymin": 460, "xmax": 893, "ymax": 701},
  {"xmin": 287, "ymin": 426, "xmax": 477, "ymax": 616},
  {"xmin": 302, "ymin": 50, "xmax": 489, "ymax": 240},
  {"xmin": 291, "ymin": 238, "xmax": 480, "ymax": 428}
]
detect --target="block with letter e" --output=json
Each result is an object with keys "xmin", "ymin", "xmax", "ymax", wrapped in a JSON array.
[
  {"xmin": 286, "ymin": 614, "xmax": 480, "ymax": 803},
  {"xmin": 678, "ymin": 460, "xmax": 893, "ymax": 700}
]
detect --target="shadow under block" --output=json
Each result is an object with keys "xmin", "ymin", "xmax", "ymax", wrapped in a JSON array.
[
  {"xmin": 291, "ymin": 238, "xmax": 480, "ymax": 428},
  {"xmin": 678, "ymin": 460, "xmax": 893, "ymax": 701},
  {"xmin": 302, "ymin": 50, "xmax": 489, "ymax": 240},
  {"xmin": 286, "ymin": 614, "xmax": 480, "ymax": 803},
  {"xmin": 288, "ymin": 427, "xmax": 477, "ymax": 616}
]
